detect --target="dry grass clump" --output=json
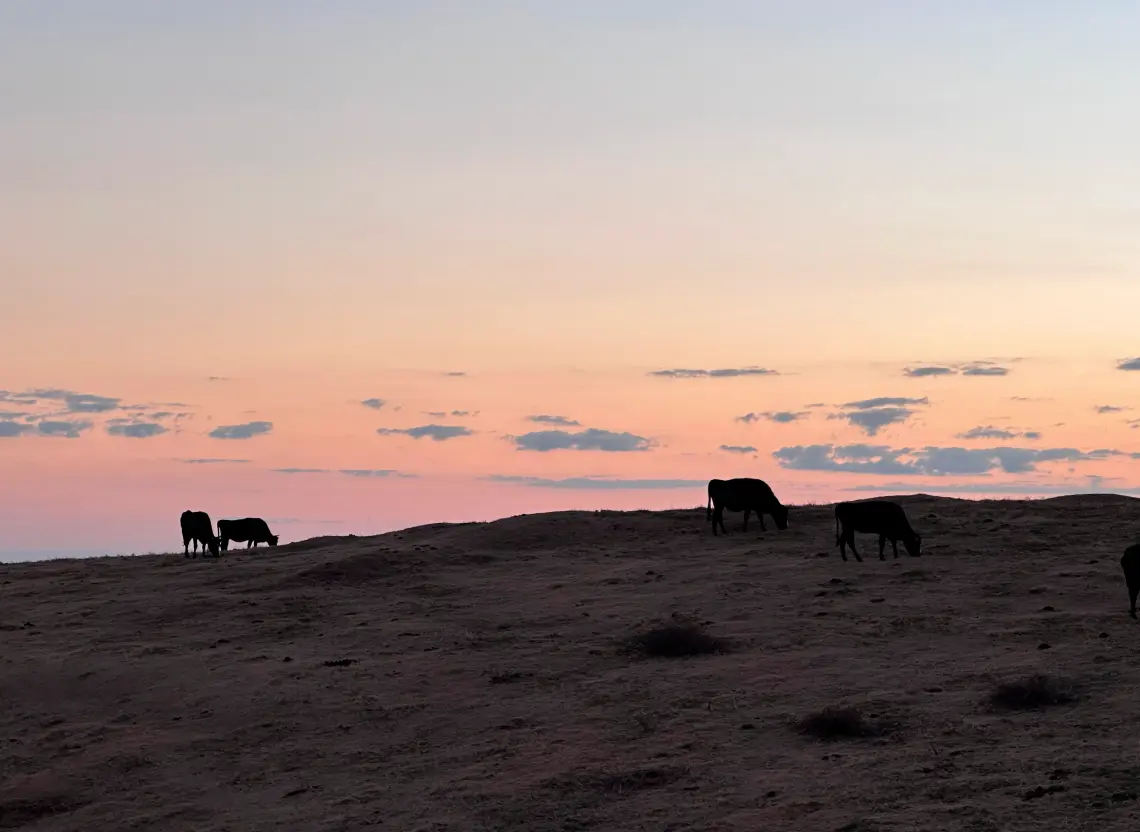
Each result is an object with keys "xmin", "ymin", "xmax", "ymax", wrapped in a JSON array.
[
  {"xmin": 624, "ymin": 622, "xmax": 731, "ymax": 658},
  {"xmin": 988, "ymin": 674, "xmax": 1077, "ymax": 710},
  {"xmin": 795, "ymin": 706, "xmax": 894, "ymax": 741}
]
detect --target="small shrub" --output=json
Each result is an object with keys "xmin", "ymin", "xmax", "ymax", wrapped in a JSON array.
[
  {"xmin": 796, "ymin": 706, "xmax": 891, "ymax": 740},
  {"xmin": 625, "ymin": 623, "xmax": 730, "ymax": 658},
  {"xmin": 989, "ymin": 675, "xmax": 1077, "ymax": 710}
]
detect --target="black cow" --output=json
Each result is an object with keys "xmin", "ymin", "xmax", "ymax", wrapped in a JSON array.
[
  {"xmin": 218, "ymin": 517, "xmax": 279, "ymax": 551},
  {"xmin": 834, "ymin": 499, "xmax": 921, "ymax": 563},
  {"xmin": 180, "ymin": 510, "xmax": 220, "ymax": 558},
  {"xmin": 1120, "ymin": 543, "xmax": 1140, "ymax": 619},
  {"xmin": 707, "ymin": 478, "xmax": 789, "ymax": 536}
]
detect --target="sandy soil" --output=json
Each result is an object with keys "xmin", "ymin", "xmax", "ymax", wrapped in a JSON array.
[{"xmin": 3, "ymin": 494, "xmax": 1140, "ymax": 831}]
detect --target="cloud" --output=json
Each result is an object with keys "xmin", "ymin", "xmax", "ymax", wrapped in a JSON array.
[
  {"xmin": 649, "ymin": 366, "xmax": 778, "ymax": 379},
  {"xmin": 958, "ymin": 426, "xmax": 1018, "ymax": 440},
  {"xmin": 843, "ymin": 478, "xmax": 1140, "ymax": 496},
  {"xmin": 426, "ymin": 409, "xmax": 477, "ymax": 418},
  {"xmin": 957, "ymin": 426, "xmax": 1041, "ymax": 441},
  {"xmin": 961, "ymin": 364, "xmax": 1009, "ymax": 376},
  {"xmin": 842, "ymin": 397, "xmax": 929, "ymax": 410},
  {"xmin": 1117, "ymin": 358, "xmax": 1140, "ymax": 371},
  {"xmin": 720, "ymin": 444, "xmax": 758, "ymax": 454},
  {"xmin": 37, "ymin": 420, "xmax": 93, "ymax": 438},
  {"xmin": 208, "ymin": 421, "xmax": 273, "ymax": 440},
  {"xmin": 774, "ymin": 444, "xmax": 918, "ymax": 475},
  {"xmin": 107, "ymin": 422, "xmax": 168, "ymax": 439},
  {"xmin": 182, "ymin": 458, "xmax": 251, "ymax": 464},
  {"xmin": 361, "ymin": 398, "xmax": 386, "ymax": 410},
  {"xmin": 903, "ymin": 366, "xmax": 955, "ymax": 378},
  {"xmin": 207, "ymin": 376, "xmax": 230, "ymax": 381},
  {"xmin": 339, "ymin": 469, "xmax": 418, "ymax": 478},
  {"xmin": 21, "ymin": 388, "xmax": 122, "ymax": 414},
  {"xmin": 271, "ymin": 467, "xmax": 328, "ymax": 474},
  {"xmin": 527, "ymin": 414, "xmax": 581, "ymax": 427},
  {"xmin": 773, "ymin": 443, "xmax": 1118, "ymax": 477},
  {"xmin": 511, "ymin": 427, "xmax": 652, "ymax": 452},
  {"xmin": 377, "ymin": 424, "xmax": 473, "ymax": 441},
  {"xmin": 0, "ymin": 391, "xmax": 38, "ymax": 405},
  {"xmin": 0, "ymin": 421, "xmax": 33, "ymax": 438},
  {"xmin": 445, "ymin": 371, "xmax": 467, "ymax": 377},
  {"xmin": 486, "ymin": 475, "xmax": 703, "ymax": 490},
  {"xmin": 843, "ymin": 407, "xmax": 915, "ymax": 436},
  {"xmin": 901, "ymin": 363, "xmax": 1010, "ymax": 378},
  {"xmin": 831, "ymin": 396, "xmax": 930, "ymax": 436},
  {"xmin": 736, "ymin": 410, "xmax": 807, "ymax": 424},
  {"xmin": 1096, "ymin": 405, "xmax": 1128, "ymax": 414}
]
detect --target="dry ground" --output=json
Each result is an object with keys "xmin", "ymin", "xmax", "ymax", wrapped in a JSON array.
[{"xmin": 3, "ymin": 495, "xmax": 1140, "ymax": 831}]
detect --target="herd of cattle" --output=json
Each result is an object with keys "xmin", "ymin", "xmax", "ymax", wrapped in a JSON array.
[
  {"xmin": 707, "ymin": 477, "xmax": 1140, "ymax": 620},
  {"xmin": 176, "ymin": 477, "xmax": 1140, "ymax": 620},
  {"xmin": 179, "ymin": 510, "xmax": 279, "ymax": 558}
]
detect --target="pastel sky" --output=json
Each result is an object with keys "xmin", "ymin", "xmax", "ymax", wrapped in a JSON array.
[{"xmin": 4, "ymin": 2, "xmax": 1140, "ymax": 560}]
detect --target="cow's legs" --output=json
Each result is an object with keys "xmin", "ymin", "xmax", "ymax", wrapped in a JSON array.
[
  {"xmin": 878, "ymin": 535, "xmax": 887, "ymax": 561},
  {"xmin": 714, "ymin": 506, "xmax": 728, "ymax": 535},
  {"xmin": 183, "ymin": 536, "xmax": 191, "ymax": 557},
  {"xmin": 891, "ymin": 539, "xmax": 900, "ymax": 559},
  {"xmin": 846, "ymin": 533, "xmax": 863, "ymax": 563},
  {"xmin": 1129, "ymin": 580, "xmax": 1139, "ymax": 619},
  {"xmin": 741, "ymin": 508, "xmax": 751, "ymax": 532},
  {"xmin": 757, "ymin": 511, "xmax": 768, "ymax": 532}
]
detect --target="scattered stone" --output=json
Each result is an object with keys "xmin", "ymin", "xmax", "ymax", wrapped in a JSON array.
[
  {"xmin": 1041, "ymin": 606, "xmax": 1055, "ymax": 612},
  {"xmin": 1111, "ymin": 792, "xmax": 1137, "ymax": 803},
  {"xmin": 925, "ymin": 687, "xmax": 943, "ymax": 694},
  {"xmin": 1037, "ymin": 643, "xmax": 1051, "ymax": 650},
  {"xmin": 740, "ymin": 723, "xmax": 756, "ymax": 731},
  {"xmin": 1099, "ymin": 632, "xmax": 1109, "ymax": 639},
  {"xmin": 323, "ymin": 659, "xmax": 357, "ymax": 668},
  {"xmin": 282, "ymin": 656, "xmax": 293, "ymax": 663},
  {"xmin": 870, "ymin": 598, "xmax": 885, "ymax": 604}
]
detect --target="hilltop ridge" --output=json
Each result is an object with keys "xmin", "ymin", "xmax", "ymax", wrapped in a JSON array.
[{"xmin": 3, "ymin": 495, "xmax": 1140, "ymax": 830}]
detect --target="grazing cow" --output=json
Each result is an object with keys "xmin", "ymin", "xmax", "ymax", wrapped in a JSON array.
[
  {"xmin": 1120, "ymin": 543, "xmax": 1140, "ymax": 619},
  {"xmin": 707, "ymin": 478, "xmax": 790, "ymax": 536},
  {"xmin": 218, "ymin": 517, "xmax": 279, "ymax": 551},
  {"xmin": 180, "ymin": 510, "xmax": 220, "ymax": 558},
  {"xmin": 834, "ymin": 499, "xmax": 921, "ymax": 563}
]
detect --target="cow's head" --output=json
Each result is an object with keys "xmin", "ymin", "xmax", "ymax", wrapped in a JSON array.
[
  {"xmin": 207, "ymin": 536, "xmax": 221, "ymax": 558},
  {"xmin": 268, "ymin": 534, "xmax": 279, "ymax": 546},
  {"xmin": 773, "ymin": 504, "xmax": 789, "ymax": 531},
  {"xmin": 904, "ymin": 532, "xmax": 922, "ymax": 557}
]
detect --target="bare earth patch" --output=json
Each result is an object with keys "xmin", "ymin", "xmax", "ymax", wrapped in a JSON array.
[{"xmin": 2, "ymin": 495, "xmax": 1140, "ymax": 830}]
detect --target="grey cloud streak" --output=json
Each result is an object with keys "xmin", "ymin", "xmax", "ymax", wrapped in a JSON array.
[
  {"xmin": 377, "ymin": 424, "xmax": 473, "ymax": 441},
  {"xmin": 649, "ymin": 366, "xmax": 778, "ymax": 379},
  {"xmin": 512, "ymin": 427, "xmax": 652, "ymax": 452},
  {"xmin": 773, "ymin": 443, "xmax": 1120, "ymax": 477}
]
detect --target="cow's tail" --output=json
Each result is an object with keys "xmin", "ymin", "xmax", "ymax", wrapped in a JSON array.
[
  {"xmin": 834, "ymin": 510, "xmax": 841, "ymax": 546},
  {"xmin": 706, "ymin": 491, "xmax": 712, "ymax": 521}
]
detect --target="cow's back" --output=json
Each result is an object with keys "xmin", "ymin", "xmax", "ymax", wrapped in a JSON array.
[
  {"xmin": 837, "ymin": 499, "xmax": 909, "ymax": 531},
  {"xmin": 719, "ymin": 478, "xmax": 777, "ymax": 506}
]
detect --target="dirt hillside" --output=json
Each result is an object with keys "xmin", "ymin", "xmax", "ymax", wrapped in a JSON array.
[{"xmin": 3, "ymin": 495, "xmax": 1140, "ymax": 831}]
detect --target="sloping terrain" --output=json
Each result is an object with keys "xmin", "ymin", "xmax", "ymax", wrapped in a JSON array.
[{"xmin": 3, "ymin": 495, "xmax": 1140, "ymax": 831}]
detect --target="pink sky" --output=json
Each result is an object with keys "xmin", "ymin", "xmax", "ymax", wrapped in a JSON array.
[
  {"xmin": 1, "ymin": 357, "xmax": 1138, "ymax": 559},
  {"xmin": 5, "ymin": 5, "xmax": 1140, "ymax": 559}
]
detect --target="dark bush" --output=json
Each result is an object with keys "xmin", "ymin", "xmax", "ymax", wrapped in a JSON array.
[
  {"xmin": 989, "ymin": 675, "xmax": 1077, "ymax": 710},
  {"xmin": 625, "ymin": 623, "xmax": 730, "ymax": 658},
  {"xmin": 796, "ymin": 706, "xmax": 892, "ymax": 740}
]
